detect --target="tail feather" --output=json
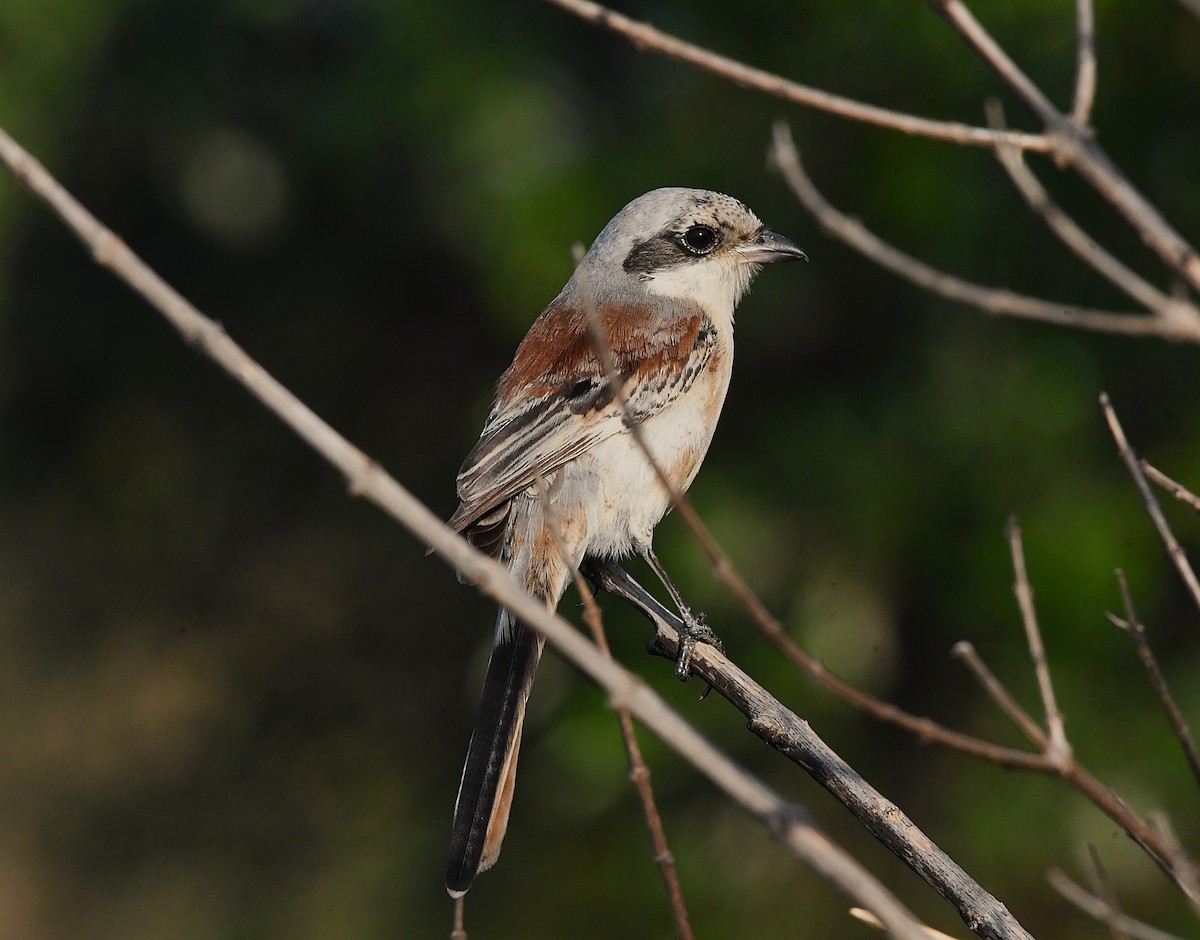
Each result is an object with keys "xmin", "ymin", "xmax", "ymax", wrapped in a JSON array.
[{"xmin": 446, "ymin": 608, "xmax": 544, "ymax": 897}]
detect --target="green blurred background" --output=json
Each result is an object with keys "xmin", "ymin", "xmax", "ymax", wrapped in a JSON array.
[{"xmin": 1, "ymin": 1, "xmax": 1198, "ymax": 937}]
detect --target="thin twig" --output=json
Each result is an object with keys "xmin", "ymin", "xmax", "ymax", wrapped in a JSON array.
[
  {"xmin": 1048, "ymin": 869, "xmax": 1189, "ymax": 940},
  {"xmin": 536, "ymin": 477, "xmax": 695, "ymax": 940},
  {"xmin": 572, "ymin": 259, "xmax": 1057, "ymax": 773},
  {"xmin": 551, "ymin": 0, "xmax": 1200, "ymax": 316},
  {"xmin": 1142, "ymin": 461, "xmax": 1200, "ymax": 515},
  {"xmin": 929, "ymin": 0, "xmax": 1200, "ymax": 294},
  {"xmin": 1100, "ymin": 394, "xmax": 1200, "ymax": 615},
  {"xmin": 1149, "ymin": 812, "xmax": 1200, "ymax": 916},
  {"xmin": 769, "ymin": 124, "xmax": 1199, "ymax": 342},
  {"xmin": 850, "ymin": 907, "xmax": 962, "ymax": 939},
  {"xmin": 1070, "ymin": 0, "xmax": 1097, "ymax": 126},
  {"xmin": 554, "ymin": 270, "xmax": 1200, "ymax": 906},
  {"xmin": 1084, "ymin": 844, "xmax": 1129, "ymax": 940},
  {"xmin": 768, "ymin": 635, "xmax": 1048, "ymax": 771},
  {"xmin": 986, "ymin": 100, "xmax": 1194, "ymax": 325},
  {"xmin": 598, "ymin": 533, "xmax": 1200, "ymax": 913},
  {"xmin": 1006, "ymin": 517, "xmax": 1071, "ymax": 765},
  {"xmin": 543, "ymin": 0, "xmax": 1051, "ymax": 152},
  {"xmin": 948, "ymin": 560, "xmax": 1199, "ymax": 900},
  {"xmin": 1108, "ymin": 570, "xmax": 1200, "ymax": 794},
  {"xmin": 587, "ymin": 561, "xmax": 1035, "ymax": 940},
  {"xmin": 951, "ymin": 642, "xmax": 1047, "ymax": 749},
  {"xmin": 930, "ymin": 0, "xmax": 1064, "ymax": 131},
  {"xmin": 0, "ymin": 123, "xmax": 935, "ymax": 940}
]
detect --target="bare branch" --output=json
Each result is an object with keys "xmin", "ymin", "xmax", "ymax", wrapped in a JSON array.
[
  {"xmin": 986, "ymin": 101, "xmax": 1199, "ymax": 331},
  {"xmin": 1007, "ymin": 517, "xmax": 1071, "ymax": 765},
  {"xmin": 1100, "ymin": 394, "xmax": 1200, "ymax": 615},
  {"xmin": 1071, "ymin": 0, "xmax": 1097, "ymax": 126},
  {"xmin": 1149, "ymin": 812, "xmax": 1200, "ymax": 916},
  {"xmin": 1048, "ymin": 869, "xmax": 1189, "ymax": 940},
  {"xmin": 550, "ymin": 0, "xmax": 1200, "ymax": 314},
  {"xmin": 768, "ymin": 124, "xmax": 1200, "ymax": 342},
  {"xmin": 1142, "ymin": 461, "xmax": 1200, "ymax": 516},
  {"xmin": 0, "ymin": 123, "xmax": 937, "ymax": 940},
  {"xmin": 537, "ymin": 476, "xmax": 695, "ymax": 939},
  {"xmin": 930, "ymin": 0, "xmax": 1200, "ymax": 293},
  {"xmin": 1108, "ymin": 570, "xmax": 1200, "ymax": 794},
  {"xmin": 929, "ymin": 0, "xmax": 1065, "ymax": 131},
  {"xmin": 851, "ymin": 907, "xmax": 963, "ymax": 939},
  {"xmin": 543, "ymin": 0, "xmax": 1051, "ymax": 152},
  {"xmin": 587, "ymin": 561, "xmax": 1036, "ymax": 940},
  {"xmin": 1084, "ymin": 844, "xmax": 1129, "ymax": 940},
  {"xmin": 951, "ymin": 642, "xmax": 1047, "ymax": 749}
]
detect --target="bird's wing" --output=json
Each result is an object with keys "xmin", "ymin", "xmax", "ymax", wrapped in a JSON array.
[{"xmin": 448, "ymin": 296, "xmax": 716, "ymax": 534}]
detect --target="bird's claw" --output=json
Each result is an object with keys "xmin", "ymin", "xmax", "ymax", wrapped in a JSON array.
[{"xmin": 673, "ymin": 608, "xmax": 723, "ymax": 684}]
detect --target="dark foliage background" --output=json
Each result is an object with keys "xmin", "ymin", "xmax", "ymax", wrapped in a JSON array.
[{"xmin": 1, "ymin": 1, "xmax": 1198, "ymax": 937}]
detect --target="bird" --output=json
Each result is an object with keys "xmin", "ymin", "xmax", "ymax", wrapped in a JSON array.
[{"xmin": 445, "ymin": 187, "xmax": 806, "ymax": 897}]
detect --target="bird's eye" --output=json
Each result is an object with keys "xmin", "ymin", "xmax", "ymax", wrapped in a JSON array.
[{"xmin": 680, "ymin": 224, "xmax": 718, "ymax": 255}]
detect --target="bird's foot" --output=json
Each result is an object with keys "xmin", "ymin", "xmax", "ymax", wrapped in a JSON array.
[{"xmin": 674, "ymin": 608, "xmax": 723, "ymax": 682}]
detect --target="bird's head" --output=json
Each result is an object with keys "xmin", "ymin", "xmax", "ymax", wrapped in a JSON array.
[{"xmin": 574, "ymin": 187, "xmax": 806, "ymax": 314}]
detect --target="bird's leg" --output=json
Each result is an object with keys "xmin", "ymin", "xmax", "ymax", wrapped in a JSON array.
[{"xmin": 639, "ymin": 546, "xmax": 723, "ymax": 679}]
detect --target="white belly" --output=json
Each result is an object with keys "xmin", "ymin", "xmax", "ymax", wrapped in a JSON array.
[{"xmin": 568, "ymin": 348, "xmax": 733, "ymax": 559}]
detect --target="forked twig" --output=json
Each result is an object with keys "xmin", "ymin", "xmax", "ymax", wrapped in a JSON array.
[
  {"xmin": 1048, "ymin": 869, "xmax": 1189, "ymax": 940},
  {"xmin": 985, "ymin": 101, "xmax": 1191, "ymax": 324},
  {"xmin": 1107, "ymin": 570, "xmax": 1200, "ymax": 794},
  {"xmin": 768, "ymin": 124, "xmax": 1192, "ymax": 340},
  {"xmin": 549, "ymin": 0, "xmax": 1200, "ymax": 333},
  {"xmin": 1100, "ymin": 394, "xmax": 1200, "ymax": 615},
  {"xmin": 929, "ymin": 0, "xmax": 1200, "ymax": 294},
  {"xmin": 586, "ymin": 560, "xmax": 1034, "ymax": 940},
  {"xmin": 951, "ymin": 642, "xmax": 1047, "ymax": 749},
  {"xmin": 1142, "ymin": 462, "xmax": 1200, "ymax": 516},
  {"xmin": 949, "ymin": 534, "xmax": 1200, "ymax": 904}
]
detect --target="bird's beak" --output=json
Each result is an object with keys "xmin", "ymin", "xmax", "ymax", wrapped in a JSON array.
[{"xmin": 736, "ymin": 228, "xmax": 808, "ymax": 264}]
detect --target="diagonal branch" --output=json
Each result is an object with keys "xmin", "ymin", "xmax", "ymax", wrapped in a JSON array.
[
  {"xmin": 0, "ymin": 123, "xmax": 936, "ymax": 940},
  {"xmin": 543, "ymin": 0, "xmax": 1050, "ymax": 153},
  {"xmin": 769, "ymin": 124, "xmax": 1199, "ymax": 341},
  {"xmin": 551, "ymin": 0, "xmax": 1200, "ymax": 315},
  {"xmin": 1142, "ymin": 462, "xmax": 1200, "ymax": 516},
  {"xmin": 986, "ymin": 100, "xmax": 1198, "ymax": 331},
  {"xmin": 1100, "ymin": 394, "xmax": 1200, "ymax": 615},
  {"xmin": 929, "ymin": 0, "xmax": 1200, "ymax": 294},
  {"xmin": 586, "ymin": 560, "xmax": 1035, "ymax": 940},
  {"xmin": 1107, "ymin": 570, "xmax": 1200, "ymax": 795},
  {"xmin": 951, "ymin": 642, "xmax": 1047, "ymax": 750}
]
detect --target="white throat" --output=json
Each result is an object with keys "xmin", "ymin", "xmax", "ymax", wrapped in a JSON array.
[{"xmin": 641, "ymin": 257, "xmax": 758, "ymax": 322}]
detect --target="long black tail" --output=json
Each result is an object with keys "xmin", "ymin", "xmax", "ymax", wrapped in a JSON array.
[{"xmin": 446, "ymin": 609, "xmax": 543, "ymax": 897}]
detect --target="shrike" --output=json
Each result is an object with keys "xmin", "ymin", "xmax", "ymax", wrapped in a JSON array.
[{"xmin": 445, "ymin": 187, "xmax": 806, "ymax": 897}]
